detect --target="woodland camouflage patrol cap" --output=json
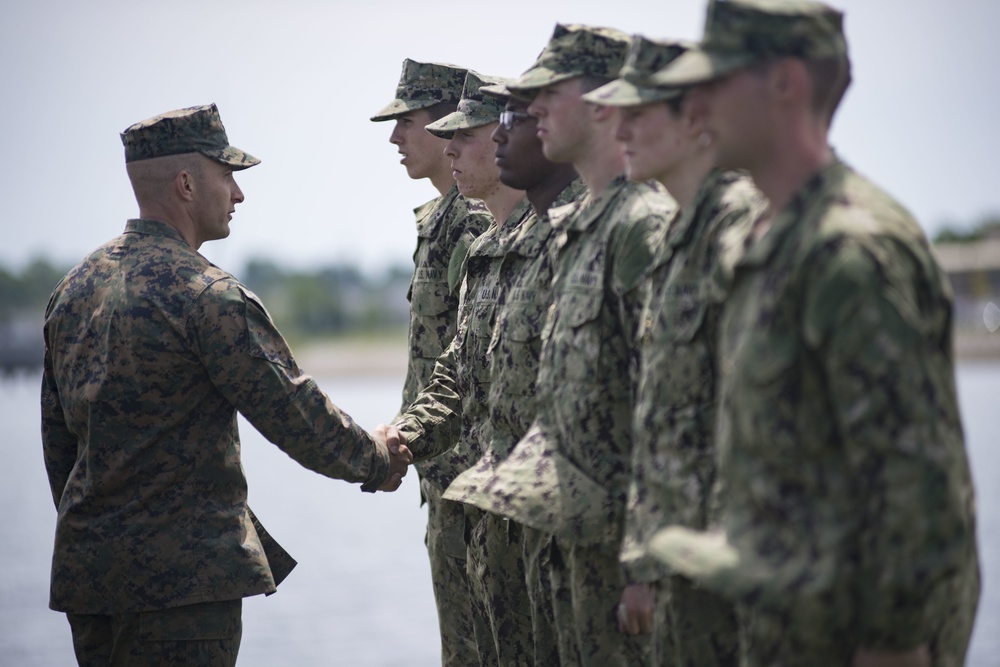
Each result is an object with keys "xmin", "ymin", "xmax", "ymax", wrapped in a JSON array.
[
  {"xmin": 507, "ymin": 23, "xmax": 631, "ymax": 95},
  {"xmin": 370, "ymin": 58, "xmax": 468, "ymax": 122},
  {"xmin": 425, "ymin": 71, "xmax": 510, "ymax": 138},
  {"xmin": 120, "ymin": 103, "xmax": 260, "ymax": 169},
  {"xmin": 582, "ymin": 36, "xmax": 690, "ymax": 107},
  {"xmin": 651, "ymin": 0, "xmax": 848, "ymax": 87}
]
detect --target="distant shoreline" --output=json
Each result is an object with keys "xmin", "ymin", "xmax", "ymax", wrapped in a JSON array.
[
  {"xmin": 295, "ymin": 337, "xmax": 408, "ymax": 378},
  {"xmin": 955, "ymin": 332, "xmax": 1000, "ymax": 361},
  {"xmin": 293, "ymin": 332, "xmax": 1000, "ymax": 381}
]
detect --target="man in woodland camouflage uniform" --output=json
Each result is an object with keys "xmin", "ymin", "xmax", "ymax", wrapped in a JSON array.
[
  {"xmin": 371, "ymin": 59, "xmax": 491, "ymax": 666},
  {"xmin": 648, "ymin": 2, "xmax": 980, "ymax": 666},
  {"xmin": 42, "ymin": 104, "xmax": 410, "ymax": 666}
]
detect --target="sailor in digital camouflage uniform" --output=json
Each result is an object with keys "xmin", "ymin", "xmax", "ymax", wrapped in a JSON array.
[
  {"xmin": 461, "ymin": 24, "xmax": 676, "ymax": 666},
  {"xmin": 444, "ymin": 78, "xmax": 584, "ymax": 667},
  {"xmin": 393, "ymin": 69, "xmax": 534, "ymax": 666},
  {"xmin": 647, "ymin": 2, "xmax": 981, "ymax": 666},
  {"xmin": 371, "ymin": 59, "xmax": 491, "ymax": 667},
  {"xmin": 41, "ymin": 103, "xmax": 410, "ymax": 666},
  {"xmin": 584, "ymin": 35, "xmax": 766, "ymax": 666}
]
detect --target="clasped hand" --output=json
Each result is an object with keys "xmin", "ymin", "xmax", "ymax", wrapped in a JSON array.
[{"xmin": 373, "ymin": 423, "xmax": 412, "ymax": 492}]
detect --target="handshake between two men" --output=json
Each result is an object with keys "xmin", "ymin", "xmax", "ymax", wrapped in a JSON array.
[{"xmin": 373, "ymin": 423, "xmax": 412, "ymax": 492}]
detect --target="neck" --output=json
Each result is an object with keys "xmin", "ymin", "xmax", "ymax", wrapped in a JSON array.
[
  {"xmin": 575, "ymin": 135, "xmax": 626, "ymax": 196},
  {"xmin": 750, "ymin": 115, "xmax": 832, "ymax": 214},
  {"xmin": 483, "ymin": 185, "xmax": 527, "ymax": 227},
  {"xmin": 429, "ymin": 169, "xmax": 455, "ymax": 197},
  {"xmin": 659, "ymin": 150, "xmax": 715, "ymax": 211},
  {"xmin": 527, "ymin": 165, "xmax": 578, "ymax": 215},
  {"xmin": 137, "ymin": 202, "xmax": 198, "ymax": 249}
]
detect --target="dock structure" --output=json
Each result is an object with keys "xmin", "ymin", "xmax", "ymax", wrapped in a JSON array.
[{"xmin": 933, "ymin": 237, "xmax": 1000, "ymax": 359}]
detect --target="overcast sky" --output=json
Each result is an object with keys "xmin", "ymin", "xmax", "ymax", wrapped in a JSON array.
[{"xmin": 2, "ymin": 0, "xmax": 998, "ymax": 275}]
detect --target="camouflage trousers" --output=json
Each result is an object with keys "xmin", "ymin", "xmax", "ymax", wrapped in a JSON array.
[
  {"xmin": 522, "ymin": 527, "xmax": 560, "ymax": 666},
  {"xmin": 465, "ymin": 509, "xmax": 534, "ymax": 666},
  {"xmin": 550, "ymin": 538, "xmax": 652, "ymax": 666},
  {"xmin": 655, "ymin": 575, "xmax": 739, "ymax": 666},
  {"xmin": 66, "ymin": 599, "xmax": 242, "ymax": 667},
  {"xmin": 423, "ymin": 478, "xmax": 479, "ymax": 667}
]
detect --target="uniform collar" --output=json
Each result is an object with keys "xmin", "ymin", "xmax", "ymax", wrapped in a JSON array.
[
  {"xmin": 737, "ymin": 157, "xmax": 845, "ymax": 270},
  {"xmin": 561, "ymin": 173, "xmax": 630, "ymax": 233},
  {"xmin": 665, "ymin": 169, "xmax": 727, "ymax": 250},
  {"xmin": 124, "ymin": 218, "xmax": 192, "ymax": 248},
  {"xmin": 416, "ymin": 185, "xmax": 460, "ymax": 238}
]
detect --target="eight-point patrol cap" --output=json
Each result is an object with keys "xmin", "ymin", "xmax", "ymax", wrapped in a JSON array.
[
  {"xmin": 370, "ymin": 58, "xmax": 468, "ymax": 122},
  {"xmin": 582, "ymin": 36, "xmax": 691, "ymax": 107},
  {"xmin": 651, "ymin": 0, "xmax": 848, "ymax": 87},
  {"xmin": 479, "ymin": 79, "xmax": 519, "ymax": 103},
  {"xmin": 507, "ymin": 23, "xmax": 631, "ymax": 95},
  {"xmin": 425, "ymin": 71, "xmax": 510, "ymax": 138},
  {"xmin": 120, "ymin": 103, "xmax": 260, "ymax": 169}
]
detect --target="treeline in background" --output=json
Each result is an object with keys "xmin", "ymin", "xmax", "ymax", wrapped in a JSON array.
[
  {"xmin": 2, "ymin": 214, "xmax": 999, "ymax": 374},
  {"xmin": 0, "ymin": 257, "xmax": 412, "ymax": 374}
]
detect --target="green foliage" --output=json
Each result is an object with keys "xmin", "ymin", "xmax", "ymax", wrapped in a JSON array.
[
  {"xmin": 239, "ymin": 257, "xmax": 411, "ymax": 340},
  {"xmin": 0, "ymin": 257, "xmax": 70, "ymax": 322},
  {"xmin": 0, "ymin": 256, "xmax": 412, "ymax": 341},
  {"xmin": 933, "ymin": 213, "xmax": 1000, "ymax": 244}
]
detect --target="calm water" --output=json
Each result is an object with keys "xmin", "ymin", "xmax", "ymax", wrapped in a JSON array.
[{"xmin": 2, "ymin": 361, "xmax": 998, "ymax": 666}]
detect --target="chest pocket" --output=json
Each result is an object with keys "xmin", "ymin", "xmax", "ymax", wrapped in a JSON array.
[
  {"xmin": 553, "ymin": 289, "xmax": 603, "ymax": 383},
  {"xmin": 409, "ymin": 279, "xmax": 456, "ymax": 359},
  {"xmin": 660, "ymin": 286, "xmax": 708, "ymax": 345},
  {"xmin": 489, "ymin": 301, "xmax": 546, "ymax": 396}
]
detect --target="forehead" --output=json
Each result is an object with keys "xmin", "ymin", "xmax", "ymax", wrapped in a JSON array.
[
  {"xmin": 539, "ymin": 76, "xmax": 583, "ymax": 96},
  {"xmin": 505, "ymin": 97, "xmax": 530, "ymax": 111},
  {"xmin": 398, "ymin": 108, "xmax": 434, "ymax": 124}
]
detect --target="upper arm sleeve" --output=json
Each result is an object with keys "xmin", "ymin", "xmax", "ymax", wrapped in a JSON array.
[
  {"xmin": 191, "ymin": 280, "xmax": 389, "ymax": 491},
  {"xmin": 804, "ymin": 240, "xmax": 974, "ymax": 648}
]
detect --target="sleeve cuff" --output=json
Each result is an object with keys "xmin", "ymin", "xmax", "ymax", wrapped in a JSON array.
[{"xmin": 359, "ymin": 432, "xmax": 391, "ymax": 493}]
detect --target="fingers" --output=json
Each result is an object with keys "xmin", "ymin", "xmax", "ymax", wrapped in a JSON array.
[
  {"xmin": 374, "ymin": 429, "xmax": 411, "ymax": 492},
  {"xmin": 375, "ymin": 422, "xmax": 408, "ymax": 455},
  {"xmin": 618, "ymin": 584, "xmax": 654, "ymax": 635},
  {"xmin": 378, "ymin": 472, "xmax": 403, "ymax": 493}
]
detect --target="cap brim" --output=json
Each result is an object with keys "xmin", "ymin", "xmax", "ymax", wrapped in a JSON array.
[
  {"xmin": 479, "ymin": 82, "xmax": 512, "ymax": 102},
  {"xmin": 443, "ymin": 422, "xmax": 620, "ymax": 546},
  {"xmin": 650, "ymin": 49, "xmax": 757, "ymax": 87},
  {"xmin": 581, "ymin": 79, "xmax": 684, "ymax": 107},
  {"xmin": 424, "ymin": 110, "xmax": 496, "ymax": 138},
  {"xmin": 507, "ymin": 67, "xmax": 582, "ymax": 95},
  {"xmin": 370, "ymin": 98, "xmax": 440, "ymax": 122},
  {"xmin": 202, "ymin": 146, "xmax": 260, "ymax": 170}
]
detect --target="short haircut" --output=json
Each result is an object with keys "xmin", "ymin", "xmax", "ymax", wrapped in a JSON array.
[
  {"xmin": 423, "ymin": 101, "xmax": 458, "ymax": 122},
  {"xmin": 745, "ymin": 57, "xmax": 851, "ymax": 127},
  {"xmin": 806, "ymin": 57, "xmax": 852, "ymax": 125},
  {"xmin": 665, "ymin": 90, "xmax": 687, "ymax": 116},
  {"xmin": 578, "ymin": 74, "xmax": 616, "ymax": 94}
]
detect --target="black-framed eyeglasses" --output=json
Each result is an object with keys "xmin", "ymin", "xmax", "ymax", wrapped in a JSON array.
[{"xmin": 499, "ymin": 110, "xmax": 533, "ymax": 130}]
